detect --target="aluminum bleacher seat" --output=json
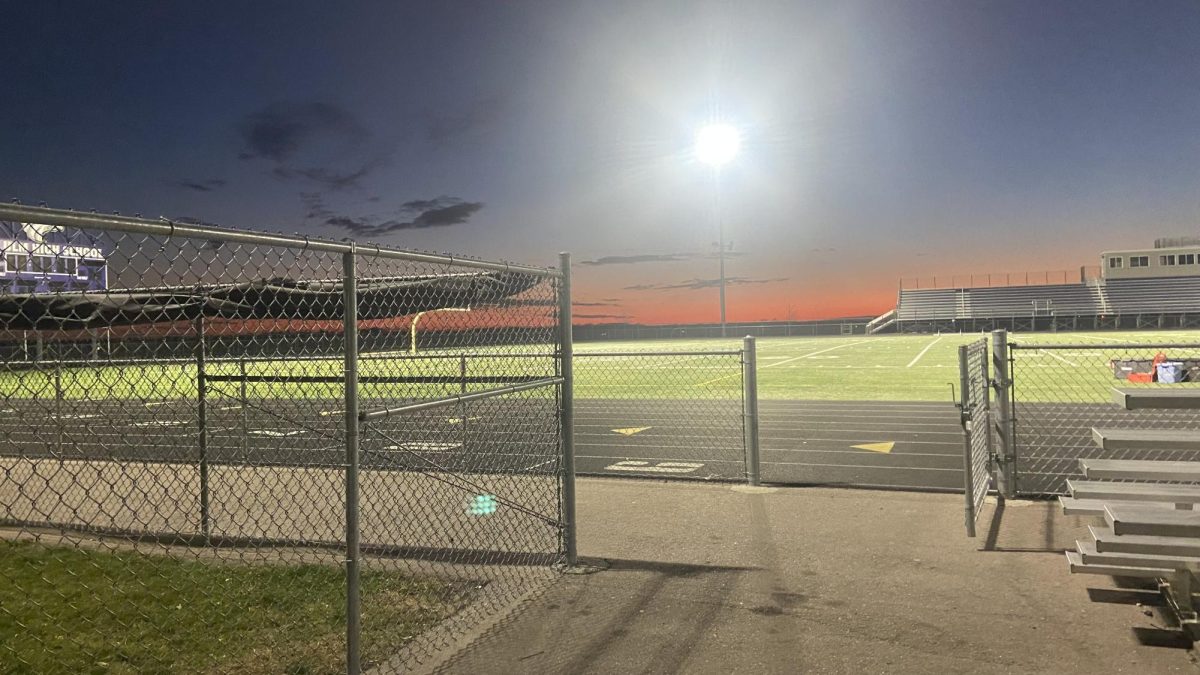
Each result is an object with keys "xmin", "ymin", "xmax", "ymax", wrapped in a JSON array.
[
  {"xmin": 1113, "ymin": 388, "xmax": 1200, "ymax": 410},
  {"xmin": 1091, "ymin": 428, "xmax": 1200, "ymax": 452},
  {"xmin": 968, "ymin": 283, "xmax": 1102, "ymax": 318},
  {"xmin": 895, "ymin": 288, "xmax": 957, "ymax": 321},
  {"xmin": 1106, "ymin": 277, "xmax": 1200, "ymax": 315},
  {"xmin": 1062, "ymin": 388, "xmax": 1200, "ymax": 637}
]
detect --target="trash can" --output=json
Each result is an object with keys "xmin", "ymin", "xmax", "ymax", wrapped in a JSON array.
[{"xmin": 1157, "ymin": 361, "xmax": 1185, "ymax": 384}]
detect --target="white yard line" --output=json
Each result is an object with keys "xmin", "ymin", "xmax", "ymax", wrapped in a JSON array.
[
  {"xmin": 1073, "ymin": 334, "xmax": 1126, "ymax": 343},
  {"xmin": 249, "ymin": 430, "xmax": 306, "ymax": 437},
  {"xmin": 698, "ymin": 340, "xmax": 866, "ymax": 386},
  {"xmin": 383, "ymin": 442, "xmax": 462, "ymax": 451},
  {"xmin": 906, "ymin": 335, "xmax": 944, "ymax": 368},
  {"xmin": 1039, "ymin": 349, "xmax": 1079, "ymax": 367}
]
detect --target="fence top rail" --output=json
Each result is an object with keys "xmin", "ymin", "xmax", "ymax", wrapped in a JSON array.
[
  {"xmin": 1011, "ymin": 342, "xmax": 1200, "ymax": 351},
  {"xmin": 0, "ymin": 203, "xmax": 560, "ymax": 278},
  {"xmin": 575, "ymin": 350, "xmax": 743, "ymax": 357}
]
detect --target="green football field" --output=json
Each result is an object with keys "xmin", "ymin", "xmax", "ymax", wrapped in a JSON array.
[
  {"xmin": 3, "ymin": 330, "xmax": 1200, "ymax": 404},
  {"xmin": 572, "ymin": 330, "xmax": 1200, "ymax": 402}
]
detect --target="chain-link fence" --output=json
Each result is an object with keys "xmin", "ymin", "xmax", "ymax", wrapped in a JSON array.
[
  {"xmin": 1009, "ymin": 340, "xmax": 1200, "ymax": 495},
  {"xmin": 957, "ymin": 338, "xmax": 993, "ymax": 536},
  {"xmin": 572, "ymin": 348, "xmax": 750, "ymax": 481},
  {"xmin": 0, "ymin": 203, "xmax": 571, "ymax": 673}
]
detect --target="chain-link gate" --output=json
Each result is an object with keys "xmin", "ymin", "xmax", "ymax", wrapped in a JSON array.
[
  {"xmin": 958, "ymin": 338, "xmax": 994, "ymax": 537},
  {"xmin": 0, "ymin": 203, "xmax": 573, "ymax": 674}
]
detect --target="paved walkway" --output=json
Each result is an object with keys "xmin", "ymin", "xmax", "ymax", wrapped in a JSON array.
[{"xmin": 427, "ymin": 479, "xmax": 1195, "ymax": 674}]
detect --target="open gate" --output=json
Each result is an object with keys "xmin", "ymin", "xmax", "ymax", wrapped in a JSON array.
[{"xmin": 958, "ymin": 338, "xmax": 995, "ymax": 537}]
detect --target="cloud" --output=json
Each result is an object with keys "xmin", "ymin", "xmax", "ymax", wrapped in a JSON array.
[
  {"xmin": 575, "ymin": 313, "xmax": 630, "ymax": 320},
  {"xmin": 580, "ymin": 253, "xmax": 693, "ymax": 266},
  {"xmin": 573, "ymin": 301, "xmax": 616, "ymax": 307},
  {"xmin": 325, "ymin": 197, "xmax": 483, "ymax": 237},
  {"xmin": 239, "ymin": 101, "xmax": 367, "ymax": 162},
  {"xmin": 274, "ymin": 161, "xmax": 382, "ymax": 191},
  {"xmin": 580, "ymin": 250, "xmax": 747, "ymax": 266},
  {"xmin": 172, "ymin": 179, "xmax": 226, "ymax": 192},
  {"xmin": 426, "ymin": 96, "xmax": 504, "ymax": 143},
  {"xmin": 299, "ymin": 192, "xmax": 333, "ymax": 221},
  {"xmin": 624, "ymin": 276, "xmax": 788, "ymax": 291},
  {"xmin": 238, "ymin": 101, "xmax": 386, "ymax": 190}
]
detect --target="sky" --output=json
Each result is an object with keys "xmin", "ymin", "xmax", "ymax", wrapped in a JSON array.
[{"xmin": 2, "ymin": 1, "xmax": 1198, "ymax": 324}]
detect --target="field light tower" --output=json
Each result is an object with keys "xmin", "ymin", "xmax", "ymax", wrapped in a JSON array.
[{"xmin": 694, "ymin": 123, "xmax": 741, "ymax": 338}]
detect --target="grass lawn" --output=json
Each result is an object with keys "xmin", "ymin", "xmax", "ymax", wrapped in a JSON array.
[
  {"xmin": 3, "ymin": 330, "xmax": 1200, "ymax": 404},
  {"xmin": 0, "ymin": 540, "xmax": 449, "ymax": 674}
]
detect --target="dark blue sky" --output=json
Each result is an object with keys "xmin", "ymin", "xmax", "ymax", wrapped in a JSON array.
[{"xmin": 3, "ymin": 1, "xmax": 1198, "ymax": 321}]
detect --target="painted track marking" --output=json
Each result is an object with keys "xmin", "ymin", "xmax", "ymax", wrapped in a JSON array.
[{"xmin": 604, "ymin": 460, "xmax": 704, "ymax": 474}]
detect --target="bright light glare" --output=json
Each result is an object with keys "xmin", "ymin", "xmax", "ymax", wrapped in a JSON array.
[{"xmin": 694, "ymin": 124, "xmax": 741, "ymax": 167}]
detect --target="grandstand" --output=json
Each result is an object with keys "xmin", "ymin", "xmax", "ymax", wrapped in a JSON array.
[{"xmin": 877, "ymin": 240, "xmax": 1200, "ymax": 333}]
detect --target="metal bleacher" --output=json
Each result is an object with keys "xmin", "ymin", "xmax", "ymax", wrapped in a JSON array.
[
  {"xmin": 1106, "ymin": 277, "xmax": 1200, "ymax": 315},
  {"xmin": 896, "ymin": 284, "xmax": 1102, "ymax": 323},
  {"xmin": 895, "ymin": 288, "xmax": 958, "ymax": 321},
  {"xmin": 894, "ymin": 275, "xmax": 1200, "ymax": 331},
  {"xmin": 969, "ymin": 283, "xmax": 1101, "ymax": 317},
  {"xmin": 1062, "ymin": 387, "xmax": 1200, "ymax": 639}
]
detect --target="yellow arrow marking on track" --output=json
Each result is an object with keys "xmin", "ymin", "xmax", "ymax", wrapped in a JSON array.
[
  {"xmin": 851, "ymin": 442, "xmax": 895, "ymax": 453},
  {"xmin": 612, "ymin": 426, "xmax": 652, "ymax": 436}
]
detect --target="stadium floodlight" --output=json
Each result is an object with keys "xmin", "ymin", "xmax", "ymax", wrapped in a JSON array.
[
  {"xmin": 694, "ymin": 123, "xmax": 741, "ymax": 167},
  {"xmin": 695, "ymin": 122, "xmax": 741, "ymax": 336}
]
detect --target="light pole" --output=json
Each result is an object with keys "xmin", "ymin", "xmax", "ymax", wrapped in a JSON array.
[{"xmin": 695, "ymin": 123, "xmax": 741, "ymax": 338}]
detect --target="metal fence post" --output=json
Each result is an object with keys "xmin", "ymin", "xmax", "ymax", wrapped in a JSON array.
[
  {"xmin": 195, "ymin": 316, "xmax": 210, "ymax": 539},
  {"xmin": 991, "ymin": 329, "xmax": 1016, "ymax": 498},
  {"xmin": 957, "ymin": 345, "xmax": 977, "ymax": 536},
  {"xmin": 742, "ymin": 336, "xmax": 761, "ymax": 486},
  {"xmin": 53, "ymin": 362, "xmax": 63, "ymax": 456},
  {"xmin": 342, "ymin": 248, "xmax": 362, "ymax": 675},
  {"xmin": 459, "ymin": 354, "xmax": 468, "ymax": 447},
  {"xmin": 558, "ymin": 252, "xmax": 577, "ymax": 567},
  {"xmin": 239, "ymin": 355, "xmax": 248, "ymax": 455}
]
